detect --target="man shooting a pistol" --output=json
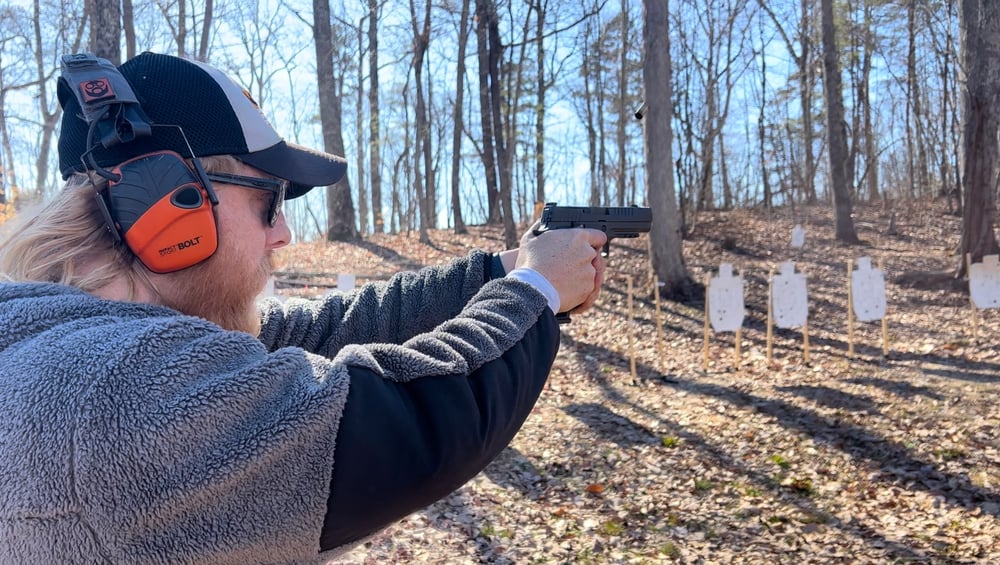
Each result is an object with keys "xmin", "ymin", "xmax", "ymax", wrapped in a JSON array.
[{"xmin": 0, "ymin": 52, "xmax": 609, "ymax": 563}]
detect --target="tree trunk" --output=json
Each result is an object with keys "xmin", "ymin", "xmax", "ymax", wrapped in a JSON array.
[
  {"xmin": 0, "ymin": 89, "xmax": 17, "ymax": 206},
  {"xmin": 197, "ymin": 0, "xmax": 212, "ymax": 60},
  {"xmin": 758, "ymin": 25, "xmax": 771, "ymax": 209},
  {"xmin": 475, "ymin": 0, "xmax": 501, "ymax": 224},
  {"xmin": 533, "ymin": 0, "xmax": 547, "ymax": 208},
  {"xmin": 907, "ymin": 0, "xmax": 930, "ymax": 198},
  {"xmin": 583, "ymin": 22, "xmax": 600, "ymax": 207},
  {"xmin": 801, "ymin": 0, "xmax": 817, "ymax": 204},
  {"xmin": 957, "ymin": 0, "xmax": 1000, "ymax": 274},
  {"xmin": 123, "ymin": 0, "xmax": 136, "ymax": 60},
  {"xmin": 643, "ymin": 0, "xmax": 694, "ymax": 300},
  {"xmin": 484, "ymin": 1, "xmax": 517, "ymax": 249},
  {"xmin": 820, "ymin": 0, "xmax": 860, "ymax": 243},
  {"xmin": 355, "ymin": 24, "xmax": 368, "ymax": 235},
  {"xmin": 34, "ymin": 0, "xmax": 87, "ymax": 197},
  {"xmin": 177, "ymin": 0, "xmax": 186, "ymax": 57},
  {"xmin": 369, "ymin": 0, "xmax": 384, "ymax": 233},
  {"xmin": 758, "ymin": 0, "xmax": 816, "ymax": 204},
  {"xmin": 616, "ymin": 0, "xmax": 628, "ymax": 207},
  {"xmin": 410, "ymin": 0, "xmax": 432, "ymax": 243},
  {"xmin": 89, "ymin": 0, "xmax": 121, "ymax": 64},
  {"xmin": 451, "ymin": 0, "xmax": 470, "ymax": 234},
  {"xmin": 862, "ymin": 9, "xmax": 878, "ymax": 203},
  {"xmin": 939, "ymin": 4, "xmax": 956, "ymax": 207},
  {"xmin": 313, "ymin": 0, "xmax": 359, "ymax": 242}
]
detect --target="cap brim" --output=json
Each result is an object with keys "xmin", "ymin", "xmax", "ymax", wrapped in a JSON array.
[{"xmin": 238, "ymin": 141, "xmax": 347, "ymax": 199}]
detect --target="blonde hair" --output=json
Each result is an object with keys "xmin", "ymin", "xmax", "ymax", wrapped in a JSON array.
[{"xmin": 0, "ymin": 155, "xmax": 241, "ymax": 295}]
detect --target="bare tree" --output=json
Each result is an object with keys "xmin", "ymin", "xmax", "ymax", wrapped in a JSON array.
[
  {"xmin": 474, "ymin": 0, "xmax": 501, "ymax": 224},
  {"xmin": 81, "ymin": 0, "xmax": 161, "ymax": 221},
  {"xmin": 368, "ymin": 0, "xmax": 385, "ymax": 233},
  {"xmin": 155, "ymin": 0, "xmax": 218, "ymax": 60},
  {"xmin": 530, "ymin": 0, "xmax": 548, "ymax": 208},
  {"xmin": 579, "ymin": 19, "xmax": 601, "ymax": 206},
  {"xmin": 88, "ymin": 0, "xmax": 121, "ymax": 64},
  {"xmin": 755, "ymin": 15, "xmax": 772, "ymax": 209},
  {"xmin": 450, "ymin": 0, "xmax": 471, "ymax": 234},
  {"xmin": 178, "ymin": 0, "xmax": 187, "ymax": 56},
  {"xmin": 616, "ymin": 0, "xmax": 629, "ymax": 207},
  {"xmin": 32, "ymin": 0, "xmax": 87, "ymax": 197},
  {"xmin": 905, "ymin": 0, "xmax": 929, "ymax": 198},
  {"xmin": 314, "ymin": 0, "xmax": 359, "ymax": 242},
  {"xmin": 643, "ymin": 0, "xmax": 693, "ymax": 299},
  {"xmin": 957, "ymin": 0, "xmax": 1000, "ymax": 273},
  {"xmin": 758, "ymin": 0, "xmax": 818, "ymax": 204},
  {"xmin": 475, "ymin": 0, "xmax": 518, "ymax": 248},
  {"xmin": 351, "ymin": 19, "xmax": 367, "ymax": 235},
  {"xmin": 927, "ymin": 2, "xmax": 961, "ymax": 212},
  {"xmin": 409, "ymin": 0, "xmax": 432, "ymax": 243},
  {"xmin": 0, "ymin": 7, "xmax": 36, "ymax": 207},
  {"xmin": 819, "ymin": 0, "xmax": 860, "ymax": 243},
  {"xmin": 122, "ymin": 0, "xmax": 136, "ymax": 60},
  {"xmin": 0, "ymin": 7, "xmax": 37, "ymax": 204},
  {"xmin": 197, "ymin": 0, "xmax": 212, "ymax": 61},
  {"xmin": 860, "ymin": 1, "xmax": 878, "ymax": 203},
  {"xmin": 491, "ymin": 1, "xmax": 519, "ymax": 248}
]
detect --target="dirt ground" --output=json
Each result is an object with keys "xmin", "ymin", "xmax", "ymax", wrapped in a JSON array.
[{"xmin": 274, "ymin": 198, "xmax": 1000, "ymax": 564}]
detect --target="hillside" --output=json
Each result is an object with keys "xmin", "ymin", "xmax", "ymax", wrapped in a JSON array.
[{"xmin": 274, "ymin": 199, "xmax": 1000, "ymax": 564}]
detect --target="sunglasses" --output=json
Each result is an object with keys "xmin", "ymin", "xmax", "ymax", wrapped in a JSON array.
[{"xmin": 205, "ymin": 172, "xmax": 288, "ymax": 227}]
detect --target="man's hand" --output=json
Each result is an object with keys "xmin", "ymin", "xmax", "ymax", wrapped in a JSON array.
[{"xmin": 514, "ymin": 224, "xmax": 607, "ymax": 315}]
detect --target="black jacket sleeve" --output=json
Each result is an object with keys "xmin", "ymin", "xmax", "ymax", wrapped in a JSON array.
[{"xmin": 318, "ymin": 310, "xmax": 559, "ymax": 550}]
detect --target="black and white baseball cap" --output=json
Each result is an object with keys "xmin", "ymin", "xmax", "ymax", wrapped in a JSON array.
[{"xmin": 58, "ymin": 51, "xmax": 346, "ymax": 199}]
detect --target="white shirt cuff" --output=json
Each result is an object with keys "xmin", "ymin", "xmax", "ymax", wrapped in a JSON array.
[{"xmin": 506, "ymin": 267, "xmax": 560, "ymax": 314}]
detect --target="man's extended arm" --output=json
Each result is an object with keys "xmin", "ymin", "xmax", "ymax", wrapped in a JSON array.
[
  {"xmin": 257, "ymin": 250, "xmax": 500, "ymax": 352},
  {"xmin": 319, "ymin": 295, "xmax": 558, "ymax": 549}
]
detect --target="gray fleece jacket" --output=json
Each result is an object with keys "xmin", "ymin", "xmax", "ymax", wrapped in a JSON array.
[{"xmin": 0, "ymin": 250, "xmax": 553, "ymax": 564}]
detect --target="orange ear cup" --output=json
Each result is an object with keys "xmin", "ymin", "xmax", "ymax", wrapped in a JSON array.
[
  {"xmin": 123, "ymin": 184, "xmax": 218, "ymax": 273},
  {"xmin": 107, "ymin": 151, "xmax": 218, "ymax": 273}
]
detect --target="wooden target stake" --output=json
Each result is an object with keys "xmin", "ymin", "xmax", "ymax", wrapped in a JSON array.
[
  {"xmin": 627, "ymin": 275, "xmax": 637, "ymax": 384},
  {"xmin": 803, "ymin": 319, "xmax": 811, "ymax": 364},
  {"xmin": 702, "ymin": 273, "xmax": 711, "ymax": 370},
  {"xmin": 647, "ymin": 237, "xmax": 655, "ymax": 288},
  {"xmin": 734, "ymin": 266, "xmax": 743, "ymax": 367},
  {"xmin": 734, "ymin": 325, "xmax": 742, "ymax": 368},
  {"xmin": 766, "ymin": 270, "xmax": 774, "ymax": 363},
  {"xmin": 653, "ymin": 277, "xmax": 665, "ymax": 375},
  {"xmin": 880, "ymin": 257, "xmax": 890, "ymax": 356},
  {"xmin": 967, "ymin": 253, "xmax": 979, "ymax": 339},
  {"xmin": 847, "ymin": 259, "xmax": 855, "ymax": 358},
  {"xmin": 800, "ymin": 265, "xmax": 811, "ymax": 364}
]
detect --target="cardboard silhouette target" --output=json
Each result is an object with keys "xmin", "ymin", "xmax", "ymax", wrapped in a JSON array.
[
  {"xmin": 847, "ymin": 257, "xmax": 890, "ymax": 357},
  {"xmin": 767, "ymin": 262, "xmax": 810, "ymax": 363},
  {"xmin": 851, "ymin": 257, "xmax": 887, "ymax": 322},
  {"xmin": 969, "ymin": 255, "xmax": 1000, "ymax": 309},
  {"xmin": 790, "ymin": 224, "xmax": 806, "ymax": 249},
  {"xmin": 772, "ymin": 262, "xmax": 808, "ymax": 328},
  {"xmin": 967, "ymin": 254, "xmax": 1000, "ymax": 338},
  {"xmin": 708, "ymin": 264, "xmax": 745, "ymax": 332},
  {"xmin": 702, "ymin": 264, "xmax": 745, "ymax": 369}
]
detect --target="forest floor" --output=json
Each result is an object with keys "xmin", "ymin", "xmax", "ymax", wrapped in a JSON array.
[{"xmin": 273, "ymin": 197, "xmax": 1000, "ymax": 564}]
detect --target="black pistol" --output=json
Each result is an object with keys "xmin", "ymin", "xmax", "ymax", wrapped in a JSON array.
[{"xmin": 533, "ymin": 202, "xmax": 652, "ymax": 323}]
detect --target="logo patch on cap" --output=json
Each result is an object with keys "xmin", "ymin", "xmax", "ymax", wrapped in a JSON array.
[
  {"xmin": 79, "ymin": 78, "xmax": 115, "ymax": 103},
  {"xmin": 241, "ymin": 88, "xmax": 260, "ymax": 110},
  {"xmin": 240, "ymin": 87, "xmax": 275, "ymax": 130}
]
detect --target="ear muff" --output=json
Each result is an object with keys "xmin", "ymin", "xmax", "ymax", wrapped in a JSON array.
[{"xmin": 99, "ymin": 150, "xmax": 218, "ymax": 273}]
